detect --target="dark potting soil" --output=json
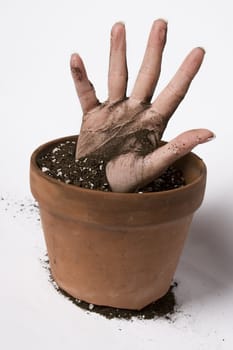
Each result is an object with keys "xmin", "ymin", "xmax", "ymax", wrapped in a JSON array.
[
  {"xmin": 58, "ymin": 283, "xmax": 178, "ymax": 321},
  {"xmin": 42, "ymin": 255, "xmax": 177, "ymax": 320},
  {"xmin": 37, "ymin": 139, "xmax": 185, "ymax": 192}
]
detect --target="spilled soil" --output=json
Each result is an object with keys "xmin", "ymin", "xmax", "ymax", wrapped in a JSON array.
[{"xmin": 42, "ymin": 255, "xmax": 178, "ymax": 321}]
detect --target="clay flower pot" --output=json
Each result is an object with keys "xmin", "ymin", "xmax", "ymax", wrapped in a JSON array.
[{"xmin": 30, "ymin": 135, "xmax": 206, "ymax": 310}]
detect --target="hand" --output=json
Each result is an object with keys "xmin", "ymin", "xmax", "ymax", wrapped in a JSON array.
[{"xmin": 70, "ymin": 20, "xmax": 214, "ymax": 192}]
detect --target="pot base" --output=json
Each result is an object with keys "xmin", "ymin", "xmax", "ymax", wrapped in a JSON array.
[
  {"xmin": 44, "ymin": 255, "xmax": 177, "ymax": 318},
  {"xmin": 41, "ymin": 207, "xmax": 192, "ymax": 310}
]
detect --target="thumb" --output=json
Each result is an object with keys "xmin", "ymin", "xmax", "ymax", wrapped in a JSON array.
[
  {"xmin": 139, "ymin": 128, "xmax": 215, "ymax": 189},
  {"xmin": 106, "ymin": 128, "xmax": 215, "ymax": 192}
]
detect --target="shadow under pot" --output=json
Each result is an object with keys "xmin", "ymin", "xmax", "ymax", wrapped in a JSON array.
[{"xmin": 30, "ymin": 135, "xmax": 207, "ymax": 310}]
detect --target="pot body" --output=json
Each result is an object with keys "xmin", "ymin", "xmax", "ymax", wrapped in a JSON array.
[{"xmin": 30, "ymin": 135, "xmax": 207, "ymax": 310}]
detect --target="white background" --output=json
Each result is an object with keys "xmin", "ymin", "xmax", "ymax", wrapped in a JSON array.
[{"xmin": 0, "ymin": 0, "xmax": 232, "ymax": 349}]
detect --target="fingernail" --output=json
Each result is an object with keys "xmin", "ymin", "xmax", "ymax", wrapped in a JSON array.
[
  {"xmin": 115, "ymin": 21, "xmax": 125, "ymax": 26},
  {"xmin": 154, "ymin": 18, "xmax": 168, "ymax": 25},
  {"xmin": 206, "ymin": 133, "xmax": 216, "ymax": 142},
  {"xmin": 197, "ymin": 46, "xmax": 206, "ymax": 54},
  {"xmin": 71, "ymin": 53, "xmax": 79, "ymax": 68},
  {"xmin": 112, "ymin": 22, "xmax": 125, "ymax": 33},
  {"xmin": 159, "ymin": 26, "xmax": 167, "ymax": 41}
]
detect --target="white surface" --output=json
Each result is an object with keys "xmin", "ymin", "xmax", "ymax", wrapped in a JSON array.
[{"xmin": 0, "ymin": 0, "xmax": 232, "ymax": 349}]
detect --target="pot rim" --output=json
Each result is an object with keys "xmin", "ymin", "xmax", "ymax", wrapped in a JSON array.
[{"xmin": 30, "ymin": 134, "xmax": 207, "ymax": 197}]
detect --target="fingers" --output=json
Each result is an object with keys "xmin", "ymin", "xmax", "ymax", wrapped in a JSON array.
[
  {"xmin": 151, "ymin": 47, "xmax": 205, "ymax": 123},
  {"xmin": 108, "ymin": 22, "xmax": 128, "ymax": 103},
  {"xmin": 70, "ymin": 53, "xmax": 100, "ymax": 114},
  {"xmin": 130, "ymin": 19, "xmax": 167, "ymax": 103},
  {"xmin": 140, "ymin": 128, "xmax": 215, "ymax": 188}
]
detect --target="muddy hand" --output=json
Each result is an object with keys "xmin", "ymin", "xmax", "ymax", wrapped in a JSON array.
[{"xmin": 71, "ymin": 20, "xmax": 214, "ymax": 192}]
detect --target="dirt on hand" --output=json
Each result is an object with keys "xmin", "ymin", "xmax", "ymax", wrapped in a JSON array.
[{"xmin": 37, "ymin": 138, "xmax": 185, "ymax": 192}]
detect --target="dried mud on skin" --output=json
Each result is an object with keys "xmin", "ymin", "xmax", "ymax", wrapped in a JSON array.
[
  {"xmin": 37, "ymin": 139, "xmax": 185, "ymax": 192},
  {"xmin": 41, "ymin": 255, "xmax": 178, "ymax": 321}
]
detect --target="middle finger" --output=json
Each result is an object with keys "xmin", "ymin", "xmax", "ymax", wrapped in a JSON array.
[{"xmin": 130, "ymin": 19, "xmax": 167, "ymax": 104}]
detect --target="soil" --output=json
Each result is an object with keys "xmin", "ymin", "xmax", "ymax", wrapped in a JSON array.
[
  {"xmin": 37, "ymin": 138, "xmax": 182, "ymax": 320},
  {"xmin": 37, "ymin": 139, "xmax": 185, "ymax": 192},
  {"xmin": 42, "ymin": 255, "xmax": 177, "ymax": 321}
]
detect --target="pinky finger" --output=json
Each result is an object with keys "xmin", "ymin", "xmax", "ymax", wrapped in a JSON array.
[{"xmin": 70, "ymin": 53, "xmax": 100, "ymax": 113}]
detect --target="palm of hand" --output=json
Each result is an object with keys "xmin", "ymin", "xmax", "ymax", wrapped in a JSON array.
[
  {"xmin": 76, "ymin": 99, "xmax": 163, "ymax": 159},
  {"xmin": 71, "ymin": 20, "xmax": 213, "ymax": 192}
]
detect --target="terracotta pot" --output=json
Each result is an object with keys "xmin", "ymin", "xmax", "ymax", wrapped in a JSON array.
[{"xmin": 30, "ymin": 135, "xmax": 207, "ymax": 310}]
